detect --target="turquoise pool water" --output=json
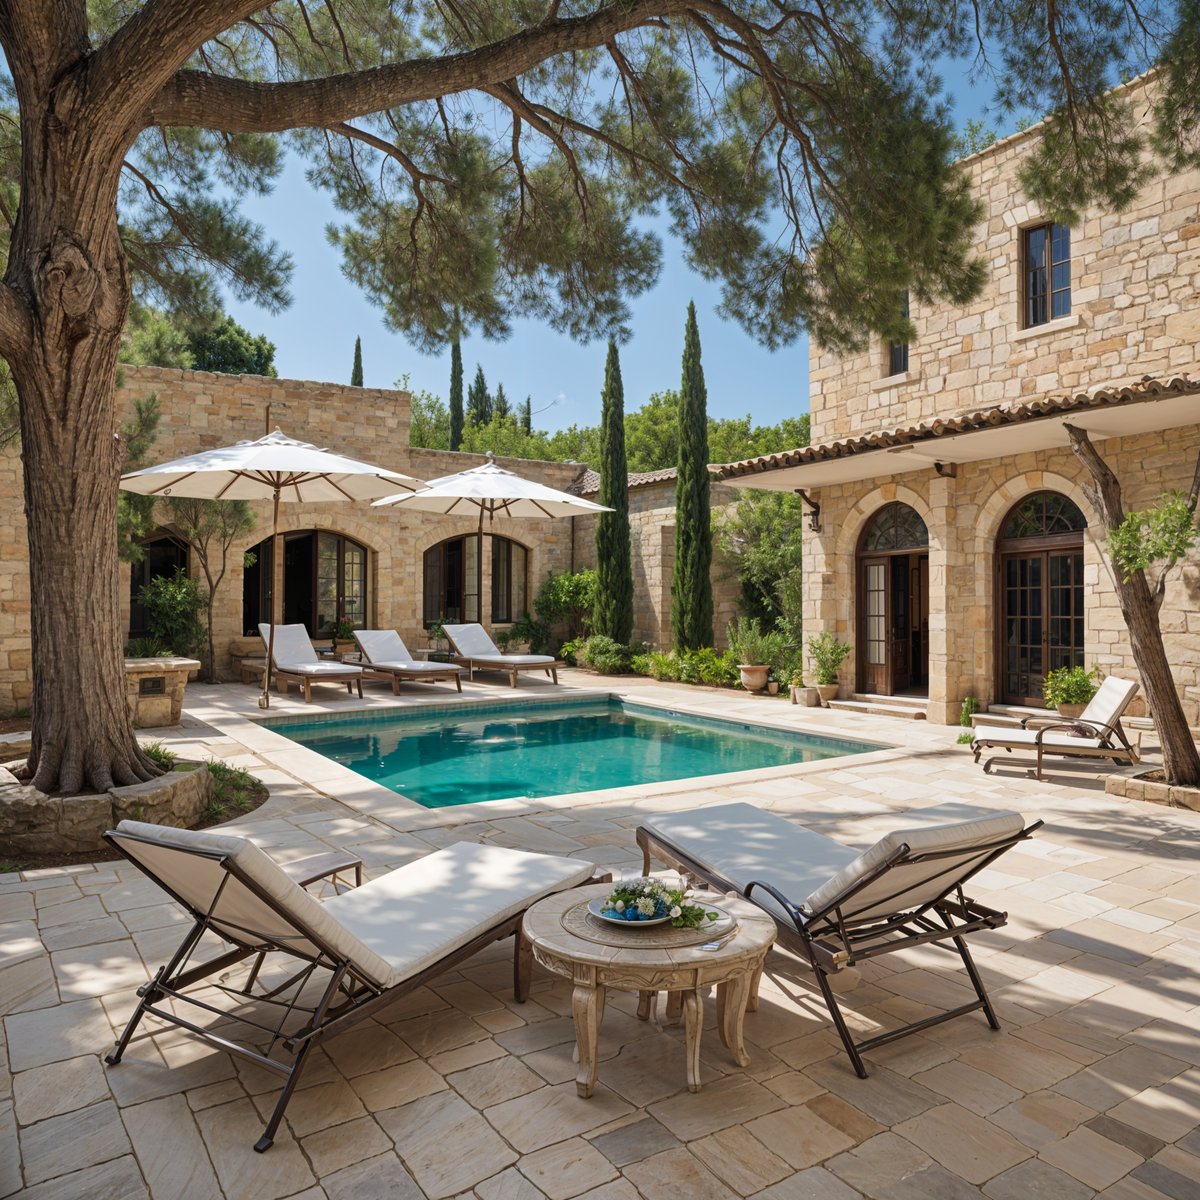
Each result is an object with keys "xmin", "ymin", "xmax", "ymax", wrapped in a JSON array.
[{"xmin": 268, "ymin": 698, "xmax": 880, "ymax": 808}]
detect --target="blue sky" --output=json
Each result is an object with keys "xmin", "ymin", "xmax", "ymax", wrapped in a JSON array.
[{"xmin": 224, "ymin": 59, "xmax": 999, "ymax": 433}]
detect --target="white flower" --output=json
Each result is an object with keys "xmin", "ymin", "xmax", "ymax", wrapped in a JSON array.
[
  {"xmin": 614, "ymin": 900, "xmax": 625, "ymax": 912},
  {"xmin": 636, "ymin": 897, "xmax": 656, "ymax": 917},
  {"xmin": 670, "ymin": 906, "xmax": 682, "ymax": 919}
]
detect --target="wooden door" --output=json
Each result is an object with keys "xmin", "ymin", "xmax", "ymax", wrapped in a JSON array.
[
  {"xmin": 860, "ymin": 556, "xmax": 891, "ymax": 694},
  {"xmin": 1000, "ymin": 549, "xmax": 1085, "ymax": 704},
  {"xmin": 890, "ymin": 555, "xmax": 911, "ymax": 692}
]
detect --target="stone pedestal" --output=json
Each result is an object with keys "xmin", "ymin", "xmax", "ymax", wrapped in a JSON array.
[{"xmin": 123, "ymin": 657, "xmax": 201, "ymax": 728}]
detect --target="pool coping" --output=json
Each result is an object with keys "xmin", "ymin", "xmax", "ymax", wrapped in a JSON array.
[{"xmin": 196, "ymin": 687, "xmax": 911, "ymax": 834}]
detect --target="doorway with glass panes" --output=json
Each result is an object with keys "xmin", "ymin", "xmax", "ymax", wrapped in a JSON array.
[
  {"xmin": 856, "ymin": 503, "xmax": 930, "ymax": 696},
  {"xmin": 996, "ymin": 492, "xmax": 1087, "ymax": 706}
]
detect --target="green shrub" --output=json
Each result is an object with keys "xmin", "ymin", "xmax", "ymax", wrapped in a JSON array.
[
  {"xmin": 645, "ymin": 651, "xmax": 681, "ymax": 681},
  {"xmin": 630, "ymin": 652, "xmax": 654, "ymax": 676},
  {"xmin": 807, "ymin": 630, "xmax": 853, "ymax": 686},
  {"xmin": 956, "ymin": 731, "xmax": 975, "ymax": 744},
  {"xmin": 1043, "ymin": 664, "xmax": 1100, "ymax": 708},
  {"xmin": 534, "ymin": 570, "xmax": 597, "ymax": 641},
  {"xmin": 125, "ymin": 636, "xmax": 172, "ymax": 657},
  {"xmin": 959, "ymin": 696, "xmax": 980, "ymax": 727},
  {"xmin": 138, "ymin": 568, "xmax": 206, "ymax": 659},
  {"xmin": 680, "ymin": 646, "xmax": 738, "ymax": 686},
  {"xmin": 580, "ymin": 635, "xmax": 633, "ymax": 675},
  {"xmin": 141, "ymin": 741, "xmax": 177, "ymax": 769},
  {"xmin": 558, "ymin": 636, "xmax": 586, "ymax": 666},
  {"xmin": 495, "ymin": 612, "xmax": 551, "ymax": 653},
  {"xmin": 208, "ymin": 761, "xmax": 266, "ymax": 814}
]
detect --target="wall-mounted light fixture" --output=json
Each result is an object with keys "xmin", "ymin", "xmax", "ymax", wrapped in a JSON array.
[{"xmin": 794, "ymin": 488, "xmax": 822, "ymax": 533}]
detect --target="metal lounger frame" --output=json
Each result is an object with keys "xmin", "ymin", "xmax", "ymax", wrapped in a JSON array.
[
  {"xmin": 103, "ymin": 828, "xmax": 605, "ymax": 1151},
  {"xmin": 974, "ymin": 717, "xmax": 1137, "ymax": 780},
  {"xmin": 637, "ymin": 818, "xmax": 1042, "ymax": 1078}
]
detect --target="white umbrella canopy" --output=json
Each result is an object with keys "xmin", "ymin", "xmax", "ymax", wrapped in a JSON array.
[
  {"xmin": 120, "ymin": 430, "xmax": 425, "ymax": 707},
  {"xmin": 373, "ymin": 453, "xmax": 611, "ymax": 528}
]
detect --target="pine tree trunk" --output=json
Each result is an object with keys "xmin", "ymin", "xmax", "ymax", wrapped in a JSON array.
[
  {"xmin": 1066, "ymin": 425, "xmax": 1200, "ymax": 788},
  {"xmin": 6, "ymin": 88, "xmax": 160, "ymax": 794}
]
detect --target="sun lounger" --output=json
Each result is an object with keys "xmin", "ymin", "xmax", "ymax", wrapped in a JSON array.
[
  {"xmin": 442, "ymin": 622, "xmax": 563, "ymax": 687},
  {"xmin": 353, "ymin": 629, "xmax": 465, "ymax": 693},
  {"xmin": 972, "ymin": 675, "xmax": 1139, "ymax": 779},
  {"xmin": 259, "ymin": 623, "xmax": 364, "ymax": 702},
  {"xmin": 637, "ymin": 801, "xmax": 1040, "ymax": 1078},
  {"xmin": 103, "ymin": 820, "xmax": 601, "ymax": 1151}
]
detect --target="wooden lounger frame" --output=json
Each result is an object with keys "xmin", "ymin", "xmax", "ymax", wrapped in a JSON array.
[
  {"xmin": 273, "ymin": 666, "xmax": 363, "ymax": 703},
  {"xmin": 451, "ymin": 656, "xmax": 563, "ymax": 688},
  {"xmin": 103, "ymin": 828, "xmax": 607, "ymax": 1152},
  {"xmin": 638, "ymin": 817, "xmax": 1042, "ymax": 1078},
  {"xmin": 362, "ymin": 662, "xmax": 464, "ymax": 693}
]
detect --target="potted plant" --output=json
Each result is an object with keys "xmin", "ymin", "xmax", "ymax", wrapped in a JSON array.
[
  {"xmin": 332, "ymin": 617, "xmax": 357, "ymax": 657},
  {"xmin": 727, "ymin": 617, "xmax": 770, "ymax": 692},
  {"xmin": 1043, "ymin": 664, "xmax": 1100, "ymax": 718},
  {"xmin": 807, "ymin": 630, "xmax": 852, "ymax": 705},
  {"xmin": 789, "ymin": 668, "xmax": 820, "ymax": 706},
  {"xmin": 766, "ymin": 673, "xmax": 780, "ymax": 697}
]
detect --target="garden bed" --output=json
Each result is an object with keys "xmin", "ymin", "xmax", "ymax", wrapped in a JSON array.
[{"xmin": 1106, "ymin": 767, "xmax": 1200, "ymax": 812}]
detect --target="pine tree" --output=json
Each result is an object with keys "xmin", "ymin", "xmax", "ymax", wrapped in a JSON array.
[
  {"xmin": 671, "ymin": 302, "xmax": 713, "ymax": 650},
  {"xmin": 350, "ymin": 336, "xmax": 363, "ymax": 386},
  {"xmin": 593, "ymin": 339, "xmax": 634, "ymax": 644},
  {"xmin": 520, "ymin": 396, "xmax": 533, "ymax": 434},
  {"xmin": 467, "ymin": 364, "xmax": 492, "ymax": 426},
  {"xmin": 449, "ymin": 335, "xmax": 464, "ymax": 451},
  {"xmin": 493, "ymin": 382, "xmax": 511, "ymax": 419}
]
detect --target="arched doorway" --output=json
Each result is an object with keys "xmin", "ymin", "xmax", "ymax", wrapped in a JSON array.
[
  {"xmin": 422, "ymin": 534, "xmax": 528, "ymax": 626},
  {"xmin": 129, "ymin": 531, "xmax": 189, "ymax": 639},
  {"xmin": 857, "ymin": 503, "xmax": 930, "ymax": 695},
  {"xmin": 996, "ymin": 491, "xmax": 1087, "ymax": 705},
  {"xmin": 242, "ymin": 530, "xmax": 369, "ymax": 636}
]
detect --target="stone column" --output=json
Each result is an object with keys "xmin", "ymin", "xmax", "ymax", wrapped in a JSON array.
[{"xmin": 926, "ymin": 471, "xmax": 955, "ymax": 725}]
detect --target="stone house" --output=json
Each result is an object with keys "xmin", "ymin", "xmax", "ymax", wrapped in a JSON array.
[
  {"xmin": 718, "ymin": 74, "xmax": 1200, "ymax": 725},
  {"xmin": 0, "ymin": 365, "xmax": 586, "ymax": 709}
]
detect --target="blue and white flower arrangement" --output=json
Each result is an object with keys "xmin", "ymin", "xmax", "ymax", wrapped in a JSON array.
[{"xmin": 602, "ymin": 878, "xmax": 719, "ymax": 929}]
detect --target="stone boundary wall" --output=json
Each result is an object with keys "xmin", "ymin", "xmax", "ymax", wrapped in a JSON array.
[{"xmin": 808, "ymin": 75, "xmax": 1200, "ymax": 444}]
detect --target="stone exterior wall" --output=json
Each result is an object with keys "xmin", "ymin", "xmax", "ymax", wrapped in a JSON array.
[
  {"xmin": 797, "ymin": 74, "xmax": 1200, "ymax": 725},
  {"xmin": 573, "ymin": 478, "xmax": 743, "ymax": 650},
  {"xmin": 0, "ymin": 366, "xmax": 586, "ymax": 710},
  {"xmin": 809, "ymin": 76, "xmax": 1200, "ymax": 445}
]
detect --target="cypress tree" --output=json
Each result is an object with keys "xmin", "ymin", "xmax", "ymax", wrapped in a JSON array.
[
  {"xmin": 671, "ymin": 302, "xmax": 713, "ymax": 650},
  {"xmin": 350, "ymin": 336, "xmax": 363, "ymax": 386},
  {"xmin": 494, "ymin": 382, "xmax": 511, "ymax": 419},
  {"xmin": 520, "ymin": 396, "xmax": 533, "ymax": 434},
  {"xmin": 467, "ymin": 364, "xmax": 492, "ymax": 426},
  {"xmin": 593, "ymin": 339, "xmax": 633, "ymax": 644},
  {"xmin": 449, "ymin": 336, "xmax": 464, "ymax": 450}
]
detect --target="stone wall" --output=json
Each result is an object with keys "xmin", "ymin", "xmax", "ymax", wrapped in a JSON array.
[
  {"xmin": 808, "ymin": 75, "xmax": 1200, "ymax": 444},
  {"xmin": 0, "ymin": 366, "xmax": 587, "ymax": 710},
  {"xmin": 801, "ymin": 424, "xmax": 1200, "ymax": 725},
  {"xmin": 573, "ymin": 478, "xmax": 743, "ymax": 650}
]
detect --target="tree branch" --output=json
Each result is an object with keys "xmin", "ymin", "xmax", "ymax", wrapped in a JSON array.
[
  {"xmin": 145, "ymin": 2, "xmax": 676, "ymax": 132},
  {"xmin": 1064, "ymin": 423, "xmax": 1125, "ymax": 528}
]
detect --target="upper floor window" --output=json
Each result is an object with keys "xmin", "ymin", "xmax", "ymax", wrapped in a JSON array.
[
  {"xmin": 1023, "ymin": 223, "xmax": 1071, "ymax": 327},
  {"xmin": 886, "ymin": 291, "xmax": 910, "ymax": 376}
]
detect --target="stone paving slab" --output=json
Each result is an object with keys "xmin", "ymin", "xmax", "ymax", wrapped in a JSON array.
[{"xmin": 3, "ymin": 676, "xmax": 1200, "ymax": 1197}]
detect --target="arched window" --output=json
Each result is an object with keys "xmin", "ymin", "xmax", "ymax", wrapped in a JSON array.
[
  {"xmin": 130, "ymin": 532, "xmax": 189, "ymax": 638},
  {"xmin": 243, "ymin": 530, "xmax": 369, "ymax": 636},
  {"xmin": 424, "ymin": 535, "xmax": 528, "ymax": 626},
  {"xmin": 861, "ymin": 502, "xmax": 929, "ymax": 553},
  {"xmin": 1000, "ymin": 491, "xmax": 1086, "ymax": 541}
]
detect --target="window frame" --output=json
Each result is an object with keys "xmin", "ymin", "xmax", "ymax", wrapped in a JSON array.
[
  {"xmin": 1021, "ymin": 221, "xmax": 1071, "ymax": 329},
  {"xmin": 885, "ymin": 290, "xmax": 911, "ymax": 377},
  {"xmin": 423, "ymin": 534, "xmax": 529, "ymax": 627}
]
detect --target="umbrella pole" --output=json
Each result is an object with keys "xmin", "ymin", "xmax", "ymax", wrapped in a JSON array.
[{"xmin": 260, "ymin": 488, "xmax": 281, "ymax": 709}]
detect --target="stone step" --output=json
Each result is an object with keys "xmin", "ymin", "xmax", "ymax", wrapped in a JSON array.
[
  {"xmin": 986, "ymin": 703, "xmax": 1057, "ymax": 720},
  {"xmin": 852, "ymin": 693, "xmax": 930, "ymax": 710},
  {"xmin": 827, "ymin": 698, "xmax": 927, "ymax": 720}
]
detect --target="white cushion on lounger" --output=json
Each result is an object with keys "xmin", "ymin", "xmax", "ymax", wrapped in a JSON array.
[
  {"xmin": 259, "ymin": 622, "xmax": 319, "ymax": 665},
  {"xmin": 972, "ymin": 726, "xmax": 1104, "ymax": 750},
  {"xmin": 323, "ymin": 842, "xmax": 593, "ymax": 982},
  {"xmin": 280, "ymin": 662, "xmax": 364, "ymax": 677},
  {"xmin": 467, "ymin": 654, "xmax": 557, "ymax": 667},
  {"xmin": 442, "ymin": 623, "xmax": 501, "ymax": 657},
  {"xmin": 355, "ymin": 629, "xmax": 416, "ymax": 664},
  {"xmin": 639, "ymin": 803, "xmax": 859, "ymax": 925},
  {"xmin": 370, "ymin": 659, "xmax": 462, "ymax": 674}
]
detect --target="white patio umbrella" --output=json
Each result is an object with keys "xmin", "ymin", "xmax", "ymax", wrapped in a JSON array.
[
  {"xmin": 120, "ymin": 429, "xmax": 425, "ymax": 707},
  {"xmin": 372, "ymin": 452, "xmax": 611, "ymax": 530}
]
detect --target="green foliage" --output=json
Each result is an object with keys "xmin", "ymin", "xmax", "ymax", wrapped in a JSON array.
[
  {"xmin": 558, "ymin": 637, "xmax": 586, "ymax": 666},
  {"xmin": 459, "ymin": 413, "xmax": 551, "ymax": 458},
  {"xmin": 493, "ymin": 383, "xmax": 511, "ymax": 419},
  {"xmin": 1043, "ymin": 665, "xmax": 1100, "ymax": 708},
  {"xmin": 207, "ymin": 761, "xmax": 266, "ymax": 815},
  {"xmin": 334, "ymin": 618, "xmax": 355, "ymax": 641},
  {"xmin": 449, "ymin": 336, "xmax": 464, "ymax": 451},
  {"xmin": 520, "ymin": 397, "xmax": 533, "ymax": 435},
  {"xmin": 807, "ymin": 631, "xmax": 853, "ymax": 686},
  {"xmin": 956, "ymin": 731, "xmax": 975, "ymax": 745},
  {"xmin": 467, "ymin": 364, "xmax": 492, "ymax": 427},
  {"xmin": 125, "ymin": 636, "xmax": 172, "ymax": 657},
  {"xmin": 1108, "ymin": 491, "xmax": 1199, "ymax": 587},
  {"xmin": 0, "ymin": 361, "xmax": 17, "ymax": 449},
  {"xmin": 350, "ymin": 336, "xmax": 363, "ymax": 386},
  {"xmin": 579, "ymin": 635, "xmax": 633, "ymax": 675},
  {"xmin": 718, "ymin": 489, "xmax": 807, "ymax": 628},
  {"xmin": 408, "ymin": 389, "xmax": 451, "ymax": 450},
  {"xmin": 959, "ymin": 696, "xmax": 980, "ymax": 728},
  {"xmin": 630, "ymin": 647, "xmax": 738, "ymax": 687},
  {"xmin": 1153, "ymin": 0, "xmax": 1200, "ymax": 172},
  {"xmin": 594, "ymin": 339, "xmax": 633, "ymax": 643},
  {"xmin": 138, "ymin": 568, "xmax": 207, "ymax": 659},
  {"xmin": 534, "ymin": 570, "xmax": 597, "ymax": 641},
  {"xmin": 116, "ymin": 393, "xmax": 162, "ymax": 565},
  {"xmin": 950, "ymin": 119, "xmax": 999, "ymax": 159},
  {"xmin": 188, "ymin": 316, "xmax": 277, "ymax": 377},
  {"xmin": 672, "ymin": 303, "xmax": 713, "ymax": 651},
  {"xmin": 494, "ymin": 612, "xmax": 550, "ymax": 653},
  {"xmin": 726, "ymin": 617, "xmax": 786, "ymax": 674},
  {"xmin": 119, "ymin": 304, "xmax": 195, "ymax": 369},
  {"xmin": 140, "ymin": 741, "xmax": 178, "ymax": 770}
]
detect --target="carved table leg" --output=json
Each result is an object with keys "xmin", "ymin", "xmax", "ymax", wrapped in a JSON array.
[
  {"xmin": 664, "ymin": 989, "xmax": 683, "ymax": 1025},
  {"xmin": 682, "ymin": 987, "xmax": 703, "ymax": 1092},
  {"xmin": 572, "ymin": 982, "xmax": 604, "ymax": 1098},
  {"xmin": 747, "ymin": 961, "xmax": 764, "ymax": 1013},
  {"xmin": 716, "ymin": 971, "xmax": 752, "ymax": 1067},
  {"xmin": 637, "ymin": 990, "xmax": 656, "ymax": 1022}
]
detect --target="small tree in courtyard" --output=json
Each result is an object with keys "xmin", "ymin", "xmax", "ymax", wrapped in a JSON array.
[
  {"xmin": 1065, "ymin": 424, "xmax": 1200, "ymax": 787},
  {"xmin": 672, "ymin": 303, "xmax": 713, "ymax": 650},
  {"xmin": 350, "ymin": 336, "xmax": 363, "ymax": 386},
  {"xmin": 594, "ymin": 339, "xmax": 633, "ymax": 643},
  {"xmin": 467, "ymin": 365, "xmax": 492, "ymax": 427},
  {"xmin": 449, "ymin": 336, "xmax": 464, "ymax": 451},
  {"xmin": 162, "ymin": 498, "xmax": 257, "ymax": 683}
]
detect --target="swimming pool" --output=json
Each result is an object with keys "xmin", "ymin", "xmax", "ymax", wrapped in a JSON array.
[{"xmin": 267, "ymin": 697, "xmax": 881, "ymax": 808}]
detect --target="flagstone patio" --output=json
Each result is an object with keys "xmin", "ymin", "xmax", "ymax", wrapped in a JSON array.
[{"xmin": 3, "ymin": 673, "xmax": 1199, "ymax": 1199}]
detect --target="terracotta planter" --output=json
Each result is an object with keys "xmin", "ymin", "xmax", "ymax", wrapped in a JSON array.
[
  {"xmin": 766, "ymin": 680, "xmax": 780, "ymax": 696},
  {"xmin": 738, "ymin": 664, "xmax": 770, "ymax": 693},
  {"xmin": 790, "ymin": 686, "xmax": 821, "ymax": 707},
  {"xmin": 1056, "ymin": 702, "xmax": 1087, "ymax": 718},
  {"xmin": 815, "ymin": 683, "xmax": 839, "ymax": 706}
]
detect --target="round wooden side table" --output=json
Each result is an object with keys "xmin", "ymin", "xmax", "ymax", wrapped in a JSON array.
[{"xmin": 522, "ymin": 884, "xmax": 776, "ymax": 1098}]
